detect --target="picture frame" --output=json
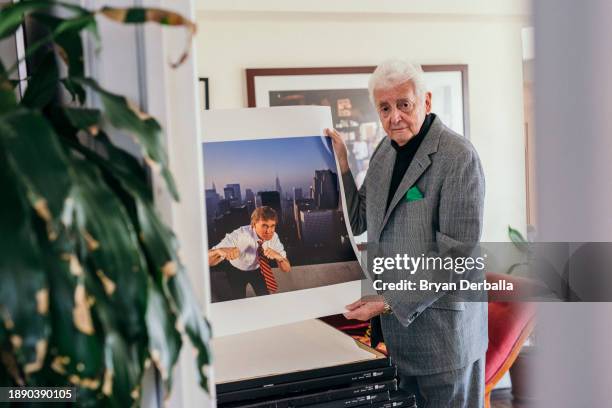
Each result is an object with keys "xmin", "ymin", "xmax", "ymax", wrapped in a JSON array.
[
  {"xmin": 245, "ymin": 65, "xmax": 469, "ymax": 192},
  {"xmin": 199, "ymin": 77, "xmax": 210, "ymax": 110},
  {"xmin": 246, "ymin": 65, "xmax": 470, "ymax": 138}
]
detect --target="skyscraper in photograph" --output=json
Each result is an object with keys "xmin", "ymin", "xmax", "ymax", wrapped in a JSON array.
[
  {"xmin": 299, "ymin": 209, "xmax": 335, "ymax": 246},
  {"xmin": 223, "ymin": 187, "xmax": 234, "ymax": 201},
  {"xmin": 226, "ymin": 183, "xmax": 242, "ymax": 203},
  {"xmin": 217, "ymin": 199, "xmax": 230, "ymax": 214},
  {"xmin": 293, "ymin": 187, "xmax": 303, "ymax": 201},
  {"xmin": 223, "ymin": 184, "xmax": 242, "ymax": 207},
  {"xmin": 313, "ymin": 170, "xmax": 339, "ymax": 209},
  {"xmin": 244, "ymin": 188, "xmax": 256, "ymax": 213},
  {"xmin": 293, "ymin": 198, "xmax": 315, "ymax": 240},
  {"xmin": 245, "ymin": 188, "xmax": 255, "ymax": 203},
  {"xmin": 205, "ymin": 189, "xmax": 220, "ymax": 221},
  {"xmin": 282, "ymin": 197, "xmax": 294, "ymax": 226},
  {"xmin": 275, "ymin": 174, "xmax": 283, "ymax": 198}
]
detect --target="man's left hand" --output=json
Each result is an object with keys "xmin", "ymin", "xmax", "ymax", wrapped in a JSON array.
[
  {"xmin": 263, "ymin": 247, "xmax": 283, "ymax": 261},
  {"xmin": 343, "ymin": 296, "xmax": 386, "ymax": 321}
]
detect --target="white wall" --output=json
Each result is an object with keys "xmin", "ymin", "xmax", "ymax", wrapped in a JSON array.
[
  {"xmin": 196, "ymin": 0, "xmax": 530, "ymax": 16},
  {"xmin": 195, "ymin": 5, "xmax": 530, "ymax": 245}
]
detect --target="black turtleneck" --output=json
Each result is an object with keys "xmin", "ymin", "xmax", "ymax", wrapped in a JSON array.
[{"xmin": 385, "ymin": 113, "xmax": 434, "ymax": 211}]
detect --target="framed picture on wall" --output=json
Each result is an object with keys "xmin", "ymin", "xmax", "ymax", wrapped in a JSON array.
[
  {"xmin": 199, "ymin": 77, "xmax": 210, "ymax": 110},
  {"xmin": 246, "ymin": 65, "xmax": 469, "ymax": 187}
]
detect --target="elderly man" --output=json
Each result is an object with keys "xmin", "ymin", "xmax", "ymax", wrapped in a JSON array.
[{"xmin": 326, "ymin": 60, "xmax": 487, "ymax": 407}]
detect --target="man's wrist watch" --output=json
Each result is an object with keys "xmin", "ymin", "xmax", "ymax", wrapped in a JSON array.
[{"xmin": 382, "ymin": 300, "xmax": 392, "ymax": 315}]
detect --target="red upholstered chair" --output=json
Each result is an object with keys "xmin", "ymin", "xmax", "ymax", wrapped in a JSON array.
[
  {"xmin": 484, "ymin": 272, "xmax": 536, "ymax": 408},
  {"xmin": 321, "ymin": 272, "xmax": 536, "ymax": 408}
]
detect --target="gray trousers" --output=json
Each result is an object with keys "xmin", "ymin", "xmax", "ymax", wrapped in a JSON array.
[{"xmin": 398, "ymin": 358, "xmax": 485, "ymax": 408}]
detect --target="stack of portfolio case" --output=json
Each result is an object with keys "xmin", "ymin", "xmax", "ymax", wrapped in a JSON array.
[{"xmin": 216, "ymin": 357, "xmax": 417, "ymax": 408}]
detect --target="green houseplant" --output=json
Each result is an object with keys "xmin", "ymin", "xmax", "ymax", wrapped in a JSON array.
[{"xmin": 0, "ymin": 1, "xmax": 210, "ymax": 406}]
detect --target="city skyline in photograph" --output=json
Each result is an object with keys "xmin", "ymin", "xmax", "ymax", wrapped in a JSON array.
[{"xmin": 202, "ymin": 136, "xmax": 337, "ymax": 196}]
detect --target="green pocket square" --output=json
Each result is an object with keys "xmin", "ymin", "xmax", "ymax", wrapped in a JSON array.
[{"xmin": 406, "ymin": 186, "xmax": 424, "ymax": 201}]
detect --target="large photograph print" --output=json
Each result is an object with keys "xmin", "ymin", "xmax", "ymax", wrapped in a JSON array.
[
  {"xmin": 201, "ymin": 106, "xmax": 364, "ymax": 337},
  {"xmin": 203, "ymin": 136, "xmax": 362, "ymax": 303}
]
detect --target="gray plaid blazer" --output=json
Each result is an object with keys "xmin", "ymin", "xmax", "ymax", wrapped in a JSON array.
[{"xmin": 342, "ymin": 115, "xmax": 488, "ymax": 375}]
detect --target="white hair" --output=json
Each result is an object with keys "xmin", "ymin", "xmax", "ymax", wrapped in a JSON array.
[{"xmin": 368, "ymin": 59, "xmax": 427, "ymax": 103}]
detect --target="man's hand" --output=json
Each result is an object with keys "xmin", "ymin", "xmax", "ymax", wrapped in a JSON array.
[
  {"xmin": 343, "ymin": 296, "xmax": 386, "ymax": 321},
  {"xmin": 263, "ymin": 247, "xmax": 291, "ymax": 273},
  {"xmin": 325, "ymin": 128, "xmax": 350, "ymax": 174},
  {"xmin": 218, "ymin": 247, "xmax": 240, "ymax": 260},
  {"xmin": 263, "ymin": 247, "xmax": 283, "ymax": 261},
  {"xmin": 208, "ymin": 247, "xmax": 239, "ymax": 266}
]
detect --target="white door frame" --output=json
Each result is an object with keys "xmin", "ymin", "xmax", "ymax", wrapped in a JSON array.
[{"xmin": 140, "ymin": 0, "xmax": 213, "ymax": 406}]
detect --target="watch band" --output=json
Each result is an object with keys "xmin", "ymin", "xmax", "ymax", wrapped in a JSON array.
[{"xmin": 382, "ymin": 300, "xmax": 392, "ymax": 314}]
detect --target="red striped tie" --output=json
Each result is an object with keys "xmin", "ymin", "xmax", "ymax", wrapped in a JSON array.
[{"xmin": 257, "ymin": 240, "xmax": 278, "ymax": 293}]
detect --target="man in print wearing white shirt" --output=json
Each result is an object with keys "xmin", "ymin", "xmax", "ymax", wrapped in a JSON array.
[{"xmin": 208, "ymin": 206, "xmax": 291, "ymax": 299}]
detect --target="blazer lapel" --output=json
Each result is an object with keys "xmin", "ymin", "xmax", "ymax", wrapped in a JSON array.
[
  {"xmin": 380, "ymin": 117, "xmax": 444, "ymax": 230},
  {"xmin": 368, "ymin": 140, "xmax": 394, "ymax": 238}
]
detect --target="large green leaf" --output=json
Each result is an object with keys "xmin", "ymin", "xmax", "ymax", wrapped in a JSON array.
[
  {"xmin": 27, "ymin": 12, "xmax": 97, "ymax": 105},
  {"xmin": 137, "ymin": 199, "xmax": 211, "ymax": 389},
  {"xmin": 61, "ymin": 78, "xmax": 87, "ymax": 105},
  {"xmin": 0, "ymin": 0, "xmax": 91, "ymax": 39},
  {"xmin": 0, "ymin": 150, "xmax": 50, "ymax": 382},
  {"xmin": 102, "ymin": 332, "xmax": 142, "ymax": 408},
  {"xmin": 72, "ymin": 77, "xmax": 179, "ymax": 200},
  {"xmin": 69, "ymin": 159, "xmax": 149, "ymax": 342},
  {"xmin": 51, "ymin": 10, "xmax": 98, "ymax": 44},
  {"xmin": 3, "ymin": 5, "xmax": 97, "ymax": 105},
  {"xmin": 3, "ymin": 4, "xmax": 95, "ymax": 78},
  {"xmin": 0, "ymin": 0, "xmax": 53, "ymax": 40},
  {"xmin": 0, "ymin": 59, "xmax": 17, "ymax": 112},
  {"xmin": 78, "ymin": 244, "xmax": 145, "ymax": 407},
  {"xmin": 0, "ymin": 80, "xmax": 17, "ymax": 113},
  {"xmin": 37, "ymin": 232, "xmax": 106, "ymax": 404},
  {"xmin": 62, "ymin": 107, "xmax": 102, "ymax": 132},
  {"xmin": 166, "ymin": 270, "xmax": 211, "ymax": 391},
  {"xmin": 0, "ymin": 109, "xmax": 72, "ymax": 237},
  {"xmin": 0, "ymin": 356, "xmax": 12, "ymax": 386},
  {"xmin": 57, "ymin": 123, "xmax": 151, "ymax": 203},
  {"xmin": 30, "ymin": 13, "xmax": 91, "ymax": 78},
  {"xmin": 84, "ymin": 274, "xmax": 143, "ymax": 407},
  {"xmin": 135, "ymin": 199, "xmax": 176, "ymax": 282},
  {"xmin": 145, "ymin": 278, "xmax": 182, "ymax": 394},
  {"xmin": 21, "ymin": 52, "xmax": 59, "ymax": 109}
]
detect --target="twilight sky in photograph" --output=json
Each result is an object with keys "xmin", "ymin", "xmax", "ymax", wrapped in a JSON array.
[{"xmin": 202, "ymin": 136, "xmax": 337, "ymax": 195}]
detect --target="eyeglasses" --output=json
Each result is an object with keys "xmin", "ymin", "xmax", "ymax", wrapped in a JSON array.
[{"xmin": 377, "ymin": 99, "xmax": 416, "ymax": 118}]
